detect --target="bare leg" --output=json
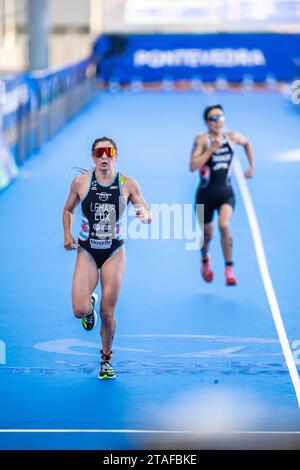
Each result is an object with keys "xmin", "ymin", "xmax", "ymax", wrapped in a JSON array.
[
  {"xmin": 201, "ymin": 222, "xmax": 213, "ymax": 260},
  {"xmin": 72, "ymin": 247, "xmax": 99, "ymax": 318},
  {"xmin": 218, "ymin": 204, "xmax": 234, "ymax": 264},
  {"xmin": 100, "ymin": 246, "xmax": 125, "ymax": 355}
]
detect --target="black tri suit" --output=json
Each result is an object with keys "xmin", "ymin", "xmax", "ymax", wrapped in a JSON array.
[
  {"xmin": 78, "ymin": 170, "xmax": 126, "ymax": 269},
  {"xmin": 195, "ymin": 133, "xmax": 235, "ymax": 224}
]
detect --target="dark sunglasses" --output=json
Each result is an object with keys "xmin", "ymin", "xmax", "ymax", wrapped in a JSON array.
[
  {"xmin": 94, "ymin": 147, "xmax": 116, "ymax": 158},
  {"xmin": 207, "ymin": 114, "xmax": 225, "ymax": 122}
]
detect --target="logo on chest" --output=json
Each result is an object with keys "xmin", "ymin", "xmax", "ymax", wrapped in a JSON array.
[
  {"xmin": 91, "ymin": 180, "xmax": 98, "ymax": 191},
  {"xmin": 97, "ymin": 192, "xmax": 112, "ymax": 202}
]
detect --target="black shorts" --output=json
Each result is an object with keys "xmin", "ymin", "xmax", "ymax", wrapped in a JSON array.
[
  {"xmin": 195, "ymin": 185, "xmax": 236, "ymax": 224},
  {"xmin": 78, "ymin": 239, "xmax": 124, "ymax": 270}
]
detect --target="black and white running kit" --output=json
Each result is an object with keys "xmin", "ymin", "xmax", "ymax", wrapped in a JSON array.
[
  {"xmin": 78, "ymin": 170, "xmax": 126, "ymax": 269},
  {"xmin": 195, "ymin": 133, "xmax": 235, "ymax": 224}
]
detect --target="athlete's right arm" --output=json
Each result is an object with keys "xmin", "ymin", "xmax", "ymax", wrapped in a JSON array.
[
  {"xmin": 63, "ymin": 177, "xmax": 81, "ymax": 251},
  {"xmin": 189, "ymin": 135, "xmax": 217, "ymax": 172}
]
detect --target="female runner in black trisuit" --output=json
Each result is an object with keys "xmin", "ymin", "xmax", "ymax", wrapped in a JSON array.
[
  {"xmin": 63, "ymin": 137, "xmax": 152, "ymax": 379},
  {"xmin": 190, "ymin": 105, "xmax": 254, "ymax": 285}
]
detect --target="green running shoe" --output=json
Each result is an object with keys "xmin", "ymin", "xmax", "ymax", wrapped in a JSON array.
[
  {"xmin": 81, "ymin": 292, "xmax": 98, "ymax": 331},
  {"xmin": 98, "ymin": 351, "xmax": 116, "ymax": 380}
]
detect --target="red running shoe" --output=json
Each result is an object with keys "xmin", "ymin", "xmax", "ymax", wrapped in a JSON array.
[
  {"xmin": 201, "ymin": 255, "xmax": 214, "ymax": 283},
  {"xmin": 225, "ymin": 266, "xmax": 238, "ymax": 286}
]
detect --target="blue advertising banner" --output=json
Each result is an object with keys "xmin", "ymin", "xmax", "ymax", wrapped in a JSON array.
[
  {"xmin": 0, "ymin": 73, "xmax": 30, "ymax": 162},
  {"xmin": 0, "ymin": 130, "xmax": 18, "ymax": 191},
  {"xmin": 0, "ymin": 74, "xmax": 29, "ymax": 130},
  {"xmin": 0, "ymin": 56, "xmax": 95, "ymax": 191},
  {"xmin": 94, "ymin": 33, "xmax": 300, "ymax": 83}
]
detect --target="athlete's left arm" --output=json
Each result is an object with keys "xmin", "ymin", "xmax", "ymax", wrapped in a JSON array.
[
  {"xmin": 125, "ymin": 177, "xmax": 152, "ymax": 224},
  {"xmin": 228, "ymin": 132, "xmax": 255, "ymax": 179}
]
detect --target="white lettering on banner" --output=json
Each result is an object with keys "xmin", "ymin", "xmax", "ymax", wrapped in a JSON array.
[
  {"xmin": 2, "ymin": 85, "xmax": 30, "ymax": 115},
  {"xmin": 134, "ymin": 48, "xmax": 266, "ymax": 68},
  {"xmin": 2, "ymin": 89, "xmax": 19, "ymax": 115}
]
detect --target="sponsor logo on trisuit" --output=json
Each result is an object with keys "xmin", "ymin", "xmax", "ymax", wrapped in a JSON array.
[
  {"xmin": 90, "ymin": 238, "xmax": 112, "ymax": 249},
  {"xmin": 97, "ymin": 192, "xmax": 112, "ymax": 202}
]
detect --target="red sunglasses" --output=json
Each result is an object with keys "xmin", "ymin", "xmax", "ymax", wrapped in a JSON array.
[{"xmin": 94, "ymin": 147, "xmax": 116, "ymax": 158}]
